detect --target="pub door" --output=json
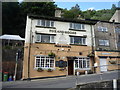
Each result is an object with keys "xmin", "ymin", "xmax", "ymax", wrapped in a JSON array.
[{"xmin": 68, "ymin": 60, "xmax": 74, "ymax": 75}]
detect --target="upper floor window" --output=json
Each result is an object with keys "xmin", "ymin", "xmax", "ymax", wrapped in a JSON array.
[
  {"xmin": 70, "ymin": 23, "xmax": 85, "ymax": 30},
  {"xmin": 75, "ymin": 57, "xmax": 90, "ymax": 69},
  {"xmin": 98, "ymin": 26, "xmax": 108, "ymax": 32},
  {"xmin": 70, "ymin": 36, "xmax": 86, "ymax": 45},
  {"xmin": 35, "ymin": 56, "xmax": 54, "ymax": 69},
  {"xmin": 37, "ymin": 20, "xmax": 54, "ymax": 27},
  {"xmin": 36, "ymin": 34, "xmax": 55, "ymax": 43},
  {"xmin": 99, "ymin": 40, "xmax": 109, "ymax": 46},
  {"xmin": 115, "ymin": 28, "xmax": 120, "ymax": 33}
]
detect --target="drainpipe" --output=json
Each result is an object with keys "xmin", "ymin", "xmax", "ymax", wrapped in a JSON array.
[
  {"xmin": 27, "ymin": 18, "xmax": 33, "ymax": 80},
  {"xmin": 90, "ymin": 25, "xmax": 95, "ymax": 73},
  {"xmin": 112, "ymin": 22, "xmax": 118, "ymax": 50}
]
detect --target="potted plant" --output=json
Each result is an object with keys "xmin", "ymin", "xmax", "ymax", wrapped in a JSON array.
[
  {"xmin": 47, "ymin": 68, "xmax": 53, "ymax": 72},
  {"xmin": 87, "ymin": 53, "xmax": 95, "ymax": 57},
  {"xmin": 109, "ymin": 61, "xmax": 116, "ymax": 64},
  {"xmin": 59, "ymin": 68, "xmax": 64, "ymax": 71},
  {"xmin": 48, "ymin": 52, "xmax": 55, "ymax": 57},
  {"xmin": 37, "ymin": 68, "xmax": 43, "ymax": 72}
]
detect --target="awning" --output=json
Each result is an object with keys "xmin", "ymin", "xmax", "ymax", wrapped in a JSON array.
[{"xmin": 0, "ymin": 34, "xmax": 25, "ymax": 41}]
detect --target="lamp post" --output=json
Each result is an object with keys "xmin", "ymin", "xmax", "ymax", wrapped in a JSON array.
[{"xmin": 13, "ymin": 49, "xmax": 21, "ymax": 81}]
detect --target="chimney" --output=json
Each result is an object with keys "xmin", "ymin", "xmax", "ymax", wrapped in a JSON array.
[{"xmin": 55, "ymin": 8, "xmax": 62, "ymax": 17}]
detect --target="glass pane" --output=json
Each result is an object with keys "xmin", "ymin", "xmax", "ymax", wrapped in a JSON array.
[
  {"xmin": 51, "ymin": 21, "xmax": 54, "ymax": 27},
  {"xmin": 82, "ymin": 38, "xmax": 86, "ymax": 45},
  {"xmin": 50, "ymin": 36, "xmax": 55, "ymax": 43},
  {"xmin": 70, "ymin": 37, "xmax": 74, "ymax": 44},
  {"xmin": 36, "ymin": 35, "xmax": 40, "ymax": 42},
  {"xmin": 82, "ymin": 24, "xmax": 85, "ymax": 29},
  {"xmin": 79, "ymin": 60, "xmax": 82, "ymax": 68},
  {"xmin": 105, "ymin": 40, "xmax": 109, "ymax": 46},
  {"xmin": 87, "ymin": 60, "xmax": 89, "ymax": 68},
  {"xmin": 74, "ymin": 37, "xmax": 81, "ymax": 44},
  {"xmin": 83, "ymin": 60, "xmax": 86, "ymax": 68},
  {"xmin": 75, "ymin": 60, "xmax": 78, "ymax": 68},
  {"xmin": 70, "ymin": 23, "xmax": 72, "ymax": 29},
  {"xmin": 50, "ymin": 60, "xmax": 54, "ymax": 67},
  {"xmin": 99, "ymin": 40, "xmax": 104, "ymax": 45},
  {"xmin": 45, "ymin": 59, "xmax": 49, "ymax": 68},
  {"xmin": 41, "ymin": 35, "xmax": 50, "ymax": 43},
  {"xmin": 36, "ymin": 59, "xmax": 40, "ymax": 67},
  {"xmin": 98, "ymin": 27, "xmax": 102, "ymax": 31},
  {"xmin": 37, "ymin": 20, "xmax": 40, "ymax": 25},
  {"xmin": 75, "ymin": 24, "xmax": 81, "ymax": 30},
  {"xmin": 41, "ymin": 20, "xmax": 45, "ymax": 26},
  {"xmin": 46, "ymin": 20, "xmax": 50, "ymax": 27},
  {"xmin": 41, "ymin": 58, "xmax": 45, "ymax": 67}
]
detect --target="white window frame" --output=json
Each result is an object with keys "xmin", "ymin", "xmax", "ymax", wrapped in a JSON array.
[
  {"xmin": 74, "ymin": 57, "xmax": 90, "ymax": 70},
  {"xmin": 37, "ymin": 19, "xmax": 54, "ymax": 27},
  {"xmin": 70, "ymin": 36, "xmax": 86, "ymax": 45},
  {"xmin": 98, "ymin": 26, "xmax": 108, "ymax": 32},
  {"xmin": 35, "ymin": 55, "xmax": 55, "ymax": 69},
  {"xmin": 70, "ymin": 23, "xmax": 85, "ymax": 30},
  {"xmin": 99, "ymin": 39, "xmax": 109, "ymax": 46},
  {"xmin": 36, "ymin": 34, "xmax": 55, "ymax": 43}
]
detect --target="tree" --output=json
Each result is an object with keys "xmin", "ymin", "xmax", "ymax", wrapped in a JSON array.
[
  {"xmin": 62, "ymin": 4, "xmax": 82, "ymax": 19},
  {"xmin": 111, "ymin": 4, "xmax": 116, "ymax": 11},
  {"xmin": 2, "ymin": 2, "xmax": 56, "ymax": 37},
  {"xmin": 2, "ymin": 2, "xmax": 20, "ymax": 36}
]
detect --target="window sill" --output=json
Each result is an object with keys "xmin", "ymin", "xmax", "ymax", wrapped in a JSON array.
[
  {"xmin": 98, "ymin": 45, "xmax": 110, "ymax": 47},
  {"xmin": 35, "ymin": 42, "xmax": 55, "ymax": 44},
  {"xmin": 69, "ymin": 29, "xmax": 86, "ymax": 32},
  {"xmin": 34, "ymin": 67, "xmax": 55, "ymax": 70},
  {"xmin": 75, "ymin": 68, "xmax": 91, "ymax": 70},
  {"xmin": 36, "ymin": 25, "xmax": 56, "ymax": 29},
  {"xmin": 70, "ymin": 44, "xmax": 87, "ymax": 46}
]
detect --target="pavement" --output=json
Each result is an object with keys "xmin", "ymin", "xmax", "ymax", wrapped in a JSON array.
[{"xmin": 2, "ymin": 70, "xmax": 120, "ymax": 89}]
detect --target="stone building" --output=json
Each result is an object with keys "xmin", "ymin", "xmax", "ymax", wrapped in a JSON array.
[{"xmin": 22, "ymin": 14, "xmax": 97, "ymax": 79}]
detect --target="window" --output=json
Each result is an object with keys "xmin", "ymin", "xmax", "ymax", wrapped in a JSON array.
[
  {"xmin": 115, "ymin": 28, "xmax": 120, "ymax": 33},
  {"xmin": 37, "ymin": 20, "xmax": 54, "ymax": 27},
  {"xmin": 35, "ymin": 56, "xmax": 54, "ymax": 68},
  {"xmin": 75, "ymin": 57, "xmax": 90, "ymax": 69},
  {"xmin": 98, "ymin": 26, "xmax": 108, "ymax": 32},
  {"xmin": 99, "ymin": 40, "xmax": 109, "ymax": 46},
  {"xmin": 36, "ymin": 34, "xmax": 55, "ymax": 43},
  {"xmin": 70, "ymin": 36, "xmax": 86, "ymax": 45},
  {"xmin": 70, "ymin": 23, "xmax": 85, "ymax": 30}
]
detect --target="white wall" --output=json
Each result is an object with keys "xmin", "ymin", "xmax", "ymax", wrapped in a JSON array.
[{"xmin": 25, "ymin": 16, "xmax": 94, "ymax": 47}]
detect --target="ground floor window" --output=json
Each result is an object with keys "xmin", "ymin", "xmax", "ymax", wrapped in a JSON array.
[
  {"xmin": 74, "ymin": 57, "xmax": 90, "ymax": 69},
  {"xmin": 35, "ymin": 56, "xmax": 54, "ymax": 69}
]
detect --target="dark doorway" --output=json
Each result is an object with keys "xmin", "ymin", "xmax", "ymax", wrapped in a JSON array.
[{"xmin": 68, "ymin": 60, "xmax": 74, "ymax": 75}]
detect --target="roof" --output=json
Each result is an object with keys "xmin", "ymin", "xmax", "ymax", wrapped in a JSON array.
[
  {"xmin": 28, "ymin": 14, "xmax": 120, "ymax": 25},
  {"xmin": 28, "ymin": 14, "xmax": 97, "ymax": 25},
  {"xmin": 0, "ymin": 34, "xmax": 25, "ymax": 41}
]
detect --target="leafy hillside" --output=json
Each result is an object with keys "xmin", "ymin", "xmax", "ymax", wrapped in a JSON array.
[{"xmin": 62, "ymin": 4, "xmax": 116, "ymax": 21}]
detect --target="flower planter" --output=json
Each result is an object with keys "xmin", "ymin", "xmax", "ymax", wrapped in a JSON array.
[
  {"xmin": 37, "ymin": 68, "xmax": 43, "ymax": 72},
  {"xmin": 47, "ymin": 69, "xmax": 53, "ymax": 72}
]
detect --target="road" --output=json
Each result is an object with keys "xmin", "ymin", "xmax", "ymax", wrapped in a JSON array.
[{"xmin": 2, "ymin": 70, "xmax": 120, "ymax": 89}]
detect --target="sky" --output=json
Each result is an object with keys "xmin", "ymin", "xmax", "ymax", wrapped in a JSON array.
[
  {"xmin": 18, "ymin": 0, "xmax": 119, "ymax": 11},
  {"xmin": 55, "ymin": 2, "xmax": 119, "ymax": 11}
]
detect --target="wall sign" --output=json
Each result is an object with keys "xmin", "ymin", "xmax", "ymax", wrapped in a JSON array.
[
  {"xmin": 101, "ymin": 53, "xmax": 112, "ymax": 55},
  {"xmin": 55, "ymin": 44, "xmax": 71, "ymax": 48},
  {"xmin": 49, "ymin": 30, "xmax": 76, "ymax": 34},
  {"xmin": 55, "ymin": 60, "xmax": 67, "ymax": 68}
]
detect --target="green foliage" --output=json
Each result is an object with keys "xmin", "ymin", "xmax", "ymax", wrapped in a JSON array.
[
  {"xmin": 37, "ymin": 68, "xmax": 43, "ymax": 72},
  {"xmin": 2, "ymin": 2, "xmax": 56, "ymax": 38},
  {"xmin": 62, "ymin": 4, "xmax": 116, "ymax": 21}
]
